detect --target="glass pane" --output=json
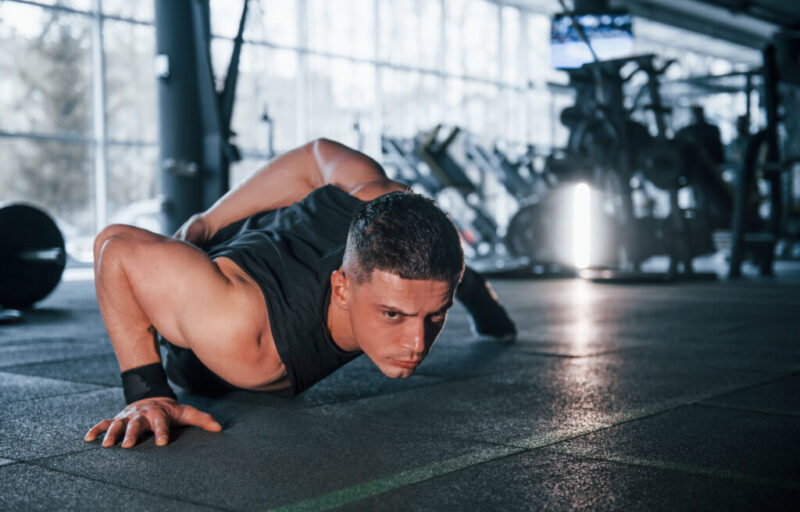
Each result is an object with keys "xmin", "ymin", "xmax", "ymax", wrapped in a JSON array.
[
  {"xmin": 210, "ymin": 38, "xmax": 234, "ymax": 92},
  {"xmin": 501, "ymin": 88, "xmax": 526, "ymax": 143},
  {"xmin": 502, "ymin": 6, "xmax": 521, "ymax": 85},
  {"xmin": 306, "ymin": 56, "xmax": 376, "ymax": 150},
  {"xmin": 443, "ymin": 77, "xmax": 465, "ymax": 127},
  {"xmin": 443, "ymin": 78, "xmax": 501, "ymax": 140},
  {"xmin": 462, "ymin": 80, "xmax": 500, "ymax": 140},
  {"xmin": 101, "ymin": 0, "xmax": 153, "ymax": 22},
  {"xmin": 445, "ymin": 0, "xmax": 499, "ymax": 79},
  {"xmin": 526, "ymin": 12, "xmax": 562, "ymax": 84},
  {"xmin": 0, "ymin": 138, "xmax": 95, "ymax": 247},
  {"xmin": 104, "ymin": 20, "xmax": 157, "ymax": 142},
  {"xmin": 209, "ymin": 0, "xmax": 246, "ymax": 39},
  {"xmin": 247, "ymin": 0, "xmax": 297, "ymax": 47},
  {"xmin": 0, "ymin": 2, "xmax": 93, "ymax": 135},
  {"xmin": 379, "ymin": 0, "xmax": 442, "ymax": 70},
  {"xmin": 230, "ymin": 45, "xmax": 299, "ymax": 154},
  {"xmin": 382, "ymin": 69, "xmax": 442, "ymax": 138},
  {"xmin": 307, "ymin": 0, "xmax": 374, "ymax": 60},
  {"xmin": 106, "ymin": 144, "xmax": 160, "ymax": 231}
]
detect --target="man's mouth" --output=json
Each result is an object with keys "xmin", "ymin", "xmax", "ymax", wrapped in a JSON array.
[{"xmin": 392, "ymin": 359, "xmax": 421, "ymax": 369}]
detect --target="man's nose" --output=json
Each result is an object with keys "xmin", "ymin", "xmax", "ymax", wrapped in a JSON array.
[{"xmin": 404, "ymin": 320, "xmax": 426, "ymax": 354}]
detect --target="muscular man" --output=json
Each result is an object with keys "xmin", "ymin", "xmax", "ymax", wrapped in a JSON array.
[{"xmin": 84, "ymin": 139, "xmax": 515, "ymax": 449}]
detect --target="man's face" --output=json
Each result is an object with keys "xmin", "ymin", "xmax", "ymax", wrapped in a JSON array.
[{"xmin": 342, "ymin": 269, "xmax": 455, "ymax": 379}]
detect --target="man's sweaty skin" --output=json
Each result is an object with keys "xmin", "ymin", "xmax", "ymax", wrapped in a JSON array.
[{"xmin": 85, "ymin": 139, "xmax": 444, "ymax": 449}]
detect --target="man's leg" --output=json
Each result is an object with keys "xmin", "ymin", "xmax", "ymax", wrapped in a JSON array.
[
  {"xmin": 456, "ymin": 266, "xmax": 516, "ymax": 341},
  {"xmin": 93, "ymin": 224, "xmax": 269, "ymax": 388}
]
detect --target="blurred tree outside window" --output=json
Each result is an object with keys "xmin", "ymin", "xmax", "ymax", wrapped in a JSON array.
[
  {"xmin": 0, "ymin": 3, "xmax": 93, "ymax": 136},
  {"xmin": 0, "ymin": 2, "xmax": 96, "ymax": 262}
]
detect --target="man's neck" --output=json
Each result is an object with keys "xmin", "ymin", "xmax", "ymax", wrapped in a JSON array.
[{"xmin": 327, "ymin": 298, "xmax": 358, "ymax": 352}]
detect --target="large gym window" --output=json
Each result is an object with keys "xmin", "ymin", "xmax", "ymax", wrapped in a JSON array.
[{"xmin": 0, "ymin": 0, "xmax": 762, "ymax": 267}]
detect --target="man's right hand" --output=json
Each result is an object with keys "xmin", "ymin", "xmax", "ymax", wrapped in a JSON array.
[
  {"xmin": 173, "ymin": 213, "xmax": 215, "ymax": 246},
  {"xmin": 84, "ymin": 397, "xmax": 222, "ymax": 449}
]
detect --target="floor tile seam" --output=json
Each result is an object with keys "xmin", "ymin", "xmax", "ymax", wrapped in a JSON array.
[
  {"xmin": 0, "ymin": 338, "xmax": 108, "ymax": 350},
  {"xmin": 24, "ymin": 458, "xmax": 234, "ymax": 512},
  {"xmin": 690, "ymin": 365, "xmax": 797, "ymax": 376},
  {"xmin": 0, "ymin": 385, "xmax": 113, "ymax": 406},
  {"xmin": 288, "ymin": 371, "xmax": 796, "ymax": 451},
  {"xmin": 0, "ymin": 351, "xmax": 116, "ymax": 371},
  {"xmin": 545, "ymin": 448, "xmax": 800, "ymax": 492},
  {"xmin": 17, "ymin": 445, "xmax": 104, "ymax": 465},
  {"xmin": 289, "ymin": 410, "xmax": 531, "ymax": 453},
  {"xmin": 264, "ymin": 395, "xmax": 763, "ymax": 510},
  {"xmin": 505, "ymin": 372, "xmax": 800, "ymax": 451},
  {"xmin": 510, "ymin": 348, "xmax": 596, "ymax": 359},
  {"xmin": 0, "ymin": 352, "xmax": 115, "ymax": 370},
  {"xmin": 695, "ymin": 401, "xmax": 800, "ymax": 418},
  {"xmin": 233, "ymin": 372, "xmax": 492, "ymax": 413},
  {"xmin": 696, "ymin": 369, "xmax": 800, "ymax": 401},
  {"xmin": 2, "ymin": 386, "xmax": 120, "ymax": 407},
  {"xmin": 0, "ymin": 367, "xmax": 117, "ymax": 391},
  {"xmin": 263, "ymin": 444, "xmax": 528, "ymax": 512}
]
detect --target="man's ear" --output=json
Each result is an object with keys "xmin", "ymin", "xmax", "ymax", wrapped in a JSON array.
[{"xmin": 330, "ymin": 269, "xmax": 351, "ymax": 309}]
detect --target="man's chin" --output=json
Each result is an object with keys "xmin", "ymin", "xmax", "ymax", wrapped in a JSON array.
[{"xmin": 379, "ymin": 364, "xmax": 415, "ymax": 379}]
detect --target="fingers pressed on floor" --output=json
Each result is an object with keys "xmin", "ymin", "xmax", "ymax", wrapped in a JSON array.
[
  {"xmin": 152, "ymin": 416, "xmax": 169, "ymax": 447},
  {"xmin": 121, "ymin": 416, "xmax": 145, "ymax": 449},
  {"xmin": 103, "ymin": 419, "xmax": 126, "ymax": 447},
  {"xmin": 85, "ymin": 419, "xmax": 112, "ymax": 441}
]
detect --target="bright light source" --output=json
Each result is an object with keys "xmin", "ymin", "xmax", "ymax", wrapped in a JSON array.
[{"xmin": 573, "ymin": 182, "xmax": 591, "ymax": 269}]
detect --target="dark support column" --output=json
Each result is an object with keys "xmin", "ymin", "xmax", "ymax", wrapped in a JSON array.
[
  {"xmin": 155, "ymin": 0, "xmax": 205, "ymax": 235},
  {"xmin": 155, "ymin": 0, "xmax": 247, "ymax": 235}
]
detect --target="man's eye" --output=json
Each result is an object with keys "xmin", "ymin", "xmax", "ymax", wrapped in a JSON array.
[{"xmin": 384, "ymin": 310, "xmax": 399, "ymax": 319}]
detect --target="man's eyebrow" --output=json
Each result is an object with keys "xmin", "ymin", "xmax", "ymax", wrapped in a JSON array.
[
  {"xmin": 376, "ymin": 304, "xmax": 414, "ymax": 316},
  {"xmin": 376, "ymin": 298, "xmax": 453, "ymax": 316}
]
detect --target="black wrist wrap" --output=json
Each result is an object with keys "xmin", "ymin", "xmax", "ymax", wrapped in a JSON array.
[{"xmin": 121, "ymin": 363, "xmax": 177, "ymax": 404}]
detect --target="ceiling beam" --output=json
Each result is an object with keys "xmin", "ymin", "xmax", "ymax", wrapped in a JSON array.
[{"xmin": 612, "ymin": 0, "xmax": 778, "ymax": 49}]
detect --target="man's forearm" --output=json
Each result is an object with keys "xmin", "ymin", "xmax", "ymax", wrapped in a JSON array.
[
  {"xmin": 200, "ymin": 138, "xmax": 388, "ymax": 234},
  {"xmin": 201, "ymin": 141, "xmax": 321, "ymax": 234}
]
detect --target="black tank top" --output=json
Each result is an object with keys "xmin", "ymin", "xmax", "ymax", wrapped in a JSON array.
[{"xmin": 204, "ymin": 185, "xmax": 364, "ymax": 395}]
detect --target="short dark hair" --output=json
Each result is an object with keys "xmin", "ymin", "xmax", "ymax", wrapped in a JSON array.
[{"xmin": 343, "ymin": 192, "xmax": 464, "ymax": 286}]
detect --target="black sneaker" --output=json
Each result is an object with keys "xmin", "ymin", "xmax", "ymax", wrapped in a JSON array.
[{"xmin": 456, "ymin": 267, "xmax": 516, "ymax": 342}]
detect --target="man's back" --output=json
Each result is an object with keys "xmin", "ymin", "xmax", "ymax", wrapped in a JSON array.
[{"xmin": 199, "ymin": 185, "xmax": 366, "ymax": 395}]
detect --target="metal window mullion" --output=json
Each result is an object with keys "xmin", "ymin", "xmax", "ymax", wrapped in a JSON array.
[
  {"xmin": 295, "ymin": 0, "xmax": 308, "ymax": 144},
  {"xmin": 439, "ymin": 0, "xmax": 447, "ymax": 121},
  {"xmin": 498, "ymin": 3, "xmax": 505, "ymax": 139},
  {"xmin": 371, "ymin": 0, "xmax": 382, "ymax": 156},
  {"xmin": 91, "ymin": 0, "xmax": 108, "ymax": 233},
  {"xmin": 519, "ymin": 9, "xmax": 530, "ymax": 144}
]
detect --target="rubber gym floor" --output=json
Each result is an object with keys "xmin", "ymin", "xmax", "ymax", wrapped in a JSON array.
[{"xmin": 1, "ymin": 262, "xmax": 799, "ymax": 511}]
